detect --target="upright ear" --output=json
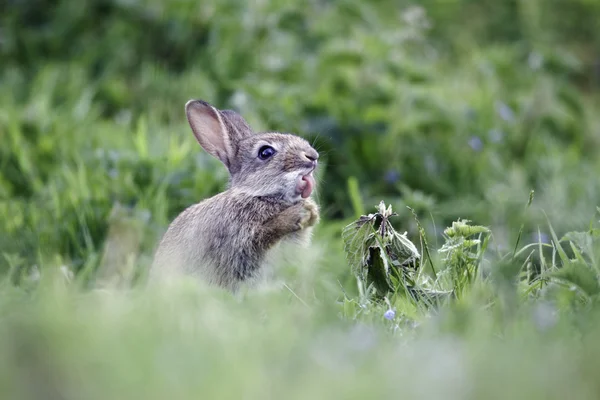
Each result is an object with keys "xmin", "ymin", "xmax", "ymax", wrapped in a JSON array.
[
  {"xmin": 220, "ymin": 109, "xmax": 253, "ymax": 141},
  {"xmin": 185, "ymin": 100, "xmax": 253, "ymax": 169}
]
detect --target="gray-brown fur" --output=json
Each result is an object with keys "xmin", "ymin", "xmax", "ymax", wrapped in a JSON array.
[{"xmin": 150, "ymin": 99, "xmax": 320, "ymax": 291}]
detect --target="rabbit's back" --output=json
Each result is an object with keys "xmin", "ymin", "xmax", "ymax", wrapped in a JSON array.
[
  {"xmin": 150, "ymin": 190, "xmax": 286, "ymax": 289},
  {"xmin": 150, "ymin": 199, "xmax": 214, "ymax": 283}
]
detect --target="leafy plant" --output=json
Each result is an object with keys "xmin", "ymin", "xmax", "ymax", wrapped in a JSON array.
[
  {"xmin": 342, "ymin": 201, "xmax": 421, "ymax": 300},
  {"xmin": 438, "ymin": 219, "xmax": 491, "ymax": 298}
]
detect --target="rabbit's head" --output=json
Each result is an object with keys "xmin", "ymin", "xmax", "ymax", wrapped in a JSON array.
[{"xmin": 185, "ymin": 100, "xmax": 318, "ymax": 204}]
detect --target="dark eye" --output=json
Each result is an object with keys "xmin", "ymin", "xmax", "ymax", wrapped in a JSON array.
[{"xmin": 258, "ymin": 145, "xmax": 276, "ymax": 160}]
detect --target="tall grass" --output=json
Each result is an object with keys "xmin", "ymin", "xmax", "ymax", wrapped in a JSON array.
[
  {"xmin": 1, "ymin": 207, "xmax": 600, "ymax": 399},
  {"xmin": 2, "ymin": 0, "xmax": 600, "ymax": 398}
]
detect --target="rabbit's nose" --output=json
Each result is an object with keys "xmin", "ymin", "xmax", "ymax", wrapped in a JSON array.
[{"xmin": 302, "ymin": 150, "xmax": 319, "ymax": 162}]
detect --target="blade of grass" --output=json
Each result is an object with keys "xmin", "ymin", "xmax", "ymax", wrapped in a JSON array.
[
  {"xmin": 543, "ymin": 210, "xmax": 570, "ymax": 266},
  {"xmin": 512, "ymin": 190, "xmax": 535, "ymax": 260},
  {"xmin": 347, "ymin": 176, "xmax": 364, "ymax": 218},
  {"xmin": 407, "ymin": 206, "xmax": 437, "ymax": 280}
]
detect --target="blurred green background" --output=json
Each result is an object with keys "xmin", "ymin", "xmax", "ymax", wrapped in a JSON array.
[
  {"xmin": 2, "ymin": 0, "xmax": 600, "ymax": 276},
  {"xmin": 0, "ymin": 0, "xmax": 600, "ymax": 276},
  {"xmin": 2, "ymin": 1, "xmax": 600, "ymax": 398}
]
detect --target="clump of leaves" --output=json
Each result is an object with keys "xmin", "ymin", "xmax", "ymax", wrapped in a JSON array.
[
  {"xmin": 540, "ymin": 212, "xmax": 600, "ymax": 306},
  {"xmin": 342, "ymin": 201, "xmax": 456, "ymax": 310},
  {"xmin": 342, "ymin": 201, "xmax": 421, "ymax": 300},
  {"xmin": 438, "ymin": 219, "xmax": 491, "ymax": 298},
  {"xmin": 343, "ymin": 202, "xmax": 495, "ymax": 313}
]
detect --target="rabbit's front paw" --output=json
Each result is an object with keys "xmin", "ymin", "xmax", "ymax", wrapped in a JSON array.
[
  {"xmin": 265, "ymin": 200, "xmax": 320, "ymax": 240},
  {"xmin": 298, "ymin": 198, "xmax": 319, "ymax": 229}
]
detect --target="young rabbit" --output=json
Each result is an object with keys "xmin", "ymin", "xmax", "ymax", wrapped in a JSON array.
[{"xmin": 150, "ymin": 99, "xmax": 320, "ymax": 291}]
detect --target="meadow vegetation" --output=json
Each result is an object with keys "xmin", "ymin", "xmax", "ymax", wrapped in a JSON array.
[{"xmin": 2, "ymin": 0, "xmax": 600, "ymax": 398}]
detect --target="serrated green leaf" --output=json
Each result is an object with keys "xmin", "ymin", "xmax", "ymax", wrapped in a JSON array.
[
  {"xmin": 549, "ymin": 263, "xmax": 600, "ymax": 298},
  {"xmin": 444, "ymin": 219, "xmax": 490, "ymax": 238},
  {"xmin": 366, "ymin": 246, "xmax": 393, "ymax": 296},
  {"xmin": 387, "ymin": 224, "xmax": 420, "ymax": 268}
]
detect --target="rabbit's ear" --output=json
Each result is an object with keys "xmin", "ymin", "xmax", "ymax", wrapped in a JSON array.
[
  {"xmin": 185, "ymin": 100, "xmax": 237, "ymax": 168},
  {"xmin": 220, "ymin": 110, "xmax": 253, "ymax": 140}
]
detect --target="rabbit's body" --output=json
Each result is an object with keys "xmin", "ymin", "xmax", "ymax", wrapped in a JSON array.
[
  {"xmin": 151, "ymin": 188, "xmax": 318, "ymax": 290},
  {"xmin": 150, "ymin": 100, "xmax": 320, "ymax": 291}
]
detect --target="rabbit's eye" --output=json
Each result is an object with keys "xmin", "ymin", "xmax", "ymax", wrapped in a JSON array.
[{"xmin": 258, "ymin": 145, "xmax": 276, "ymax": 160}]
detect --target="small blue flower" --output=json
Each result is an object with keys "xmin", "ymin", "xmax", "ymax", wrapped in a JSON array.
[
  {"xmin": 532, "ymin": 232, "xmax": 550, "ymax": 244},
  {"xmin": 384, "ymin": 309, "xmax": 395, "ymax": 320},
  {"xmin": 495, "ymin": 101, "xmax": 515, "ymax": 123},
  {"xmin": 468, "ymin": 136, "xmax": 483, "ymax": 152},
  {"xmin": 384, "ymin": 169, "xmax": 401, "ymax": 184}
]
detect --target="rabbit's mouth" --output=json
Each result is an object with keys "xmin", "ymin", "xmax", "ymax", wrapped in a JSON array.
[{"xmin": 296, "ymin": 172, "xmax": 315, "ymax": 199}]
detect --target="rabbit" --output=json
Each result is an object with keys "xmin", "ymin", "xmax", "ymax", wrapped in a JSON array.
[{"xmin": 149, "ymin": 99, "xmax": 320, "ymax": 292}]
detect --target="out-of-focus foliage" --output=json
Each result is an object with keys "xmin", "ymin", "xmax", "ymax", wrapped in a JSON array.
[
  {"xmin": 1, "ymin": 0, "xmax": 600, "ymax": 277},
  {"xmin": 342, "ymin": 201, "xmax": 600, "ymax": 320},
  {"xmin": 2, "ymin": 2, "xmax": 600, "ymax": 398}
]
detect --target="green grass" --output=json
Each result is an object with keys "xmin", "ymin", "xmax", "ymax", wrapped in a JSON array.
[
  {"xmin": 2, "ymin": 204, "xmax": 600, "ymax": 399},
  {"xmin": 3, "ymin": 0, "xmax": 600, "ymax": 398},
  {"xmin": 2, "ymin": 239, "xmax": 600, "ymax": 400}
]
